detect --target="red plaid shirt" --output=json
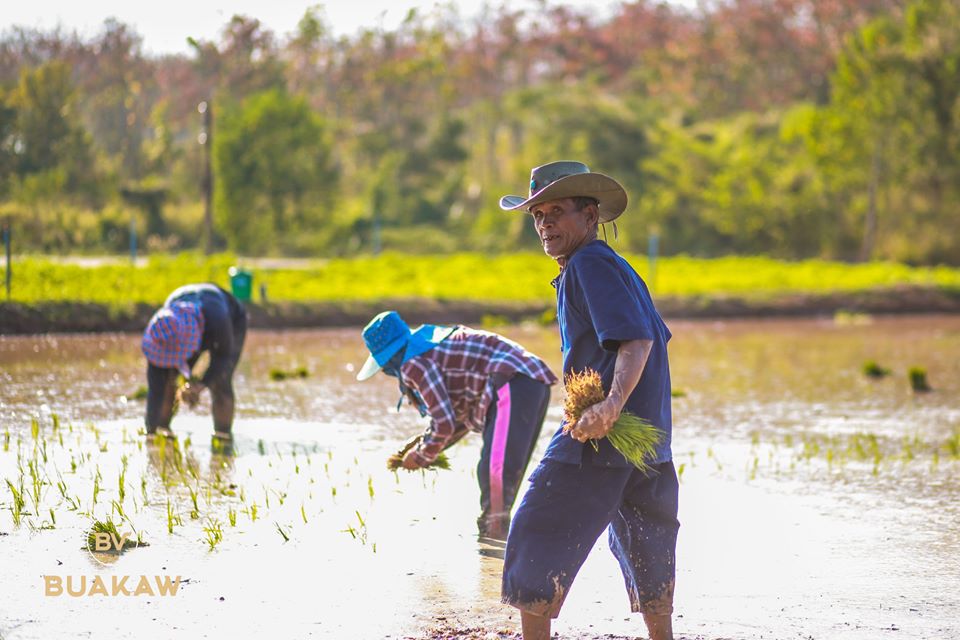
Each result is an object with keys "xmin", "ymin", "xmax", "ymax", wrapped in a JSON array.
[{"xmin": 400, "ymin": 327, "xmax": 557, "ymax": 464}]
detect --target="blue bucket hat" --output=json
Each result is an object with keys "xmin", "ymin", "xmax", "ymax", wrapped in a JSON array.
[{"xmin": 356, "ymin": 311, "xmax": 456, "ymax": 381}]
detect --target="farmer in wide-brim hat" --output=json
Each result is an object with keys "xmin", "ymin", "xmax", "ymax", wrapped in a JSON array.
[
  {"xmin": 357, "ymin": 310, "xmax": 557, "ymax": 539},
  {"xmin": 499, "ymin": 159, "xmax": 628, "ymax": 225},
  {"xmin": 498, "ymin": 161, "xmax": 679, "ymax": 640},
  {"xmin": 142, "ymin": 283, "xmax": 247, "ymax": 444}
]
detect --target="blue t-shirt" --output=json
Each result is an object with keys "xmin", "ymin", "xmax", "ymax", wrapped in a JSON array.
[{"xmin": 543, "ymin": 240, "xmax": 673, "ymax": 468}]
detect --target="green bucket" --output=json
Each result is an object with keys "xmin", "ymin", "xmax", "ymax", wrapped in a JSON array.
[{"xmin": 228, "ymin": 266, "xmax": 253, "ymax": 302}]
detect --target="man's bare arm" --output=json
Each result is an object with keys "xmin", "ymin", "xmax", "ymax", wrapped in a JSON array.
[{"xmin": 570, "ymin": 339, "xmax": 652, "ymax": 442}]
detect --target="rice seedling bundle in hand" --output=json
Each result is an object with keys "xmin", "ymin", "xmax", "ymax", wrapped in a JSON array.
[
  {"xmin": 175, "ymin": 378, "xmax": 202, "ymax": 409},
  {"xmin": 386, "ymin": 436, "xmax": 451, "ymax": 471},
  {"xmin": 563, "ymin": 368, "xmax": 663, "ymax": 473}
]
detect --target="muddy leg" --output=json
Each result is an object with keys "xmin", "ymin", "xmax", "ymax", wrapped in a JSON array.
[
  {"xmin": 643, "ymin": 613, "xmax": 673, "ymax": 640},
  {"xmin": 211, "ymin": 312, "xmax": 245, "ymax": 442},
  {"xmin": 520, "ymin": 612, "xmax": 550, "ymax": 640},
  {"xmin": 145, "ymin": 365, "xmax": 178, "ymax": 434},
  {"xmin": 210, "ymin": 378, "xmax": 235, "ymax": 438}
]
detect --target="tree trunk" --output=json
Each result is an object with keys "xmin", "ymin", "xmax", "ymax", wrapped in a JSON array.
[{"xmin": 859, "ymin": 145, "xmax": 880, "ymax": 262}]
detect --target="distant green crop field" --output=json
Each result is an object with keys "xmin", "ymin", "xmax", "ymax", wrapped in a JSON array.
[{"xmin": 2, "ymin": 252, "xmax": 959, "ymax": 306}]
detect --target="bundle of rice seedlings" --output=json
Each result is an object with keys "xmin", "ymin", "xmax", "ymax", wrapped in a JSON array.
[
  {"xmin": 908, "ymin": 366, "xmax": 933, "ymax": 392},
  {"xmin": 175, "ymin": 378, "xmax": 202, "ymax": 409},
  {"xmin": 386, "ymin": 435, "xmax": 451, "ymax": 471},
  {"xmin": 862, "ymin": 360, "xmax": 891, "ymax": 379},
  {"xmin": 563, "ymin": 368, "xmax": 663, "ymax": 473},
  {"xmin": 269, "ymin": 366, "xmax": 309, "ymax": 381},
  {"xmin": 85, "ymin": 518, "xmax": 141, "ymax": 554}
]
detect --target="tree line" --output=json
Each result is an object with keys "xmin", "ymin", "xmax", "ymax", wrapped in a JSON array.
[{"xmin": 1, "ymin": 0, "xmax": 958, "ymax": 264}]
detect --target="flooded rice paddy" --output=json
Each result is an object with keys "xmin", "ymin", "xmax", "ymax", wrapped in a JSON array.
[{"xmin": 0, "ymin": 315, "xmax": 958, "ymax": 640}]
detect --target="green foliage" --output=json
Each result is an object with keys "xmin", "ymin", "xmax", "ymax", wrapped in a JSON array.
[
  {"xmin": 0, "ymin": 2, "xmax": 958, "ymax": 263},
  {"xmin": 86, "ymin": 517, "xmax": 138, "ymax": 552},
  {"xmin": 7, "ymin": 62, "xmax": 100, "ymax": 202},
  {"xmin": 3, "ymin": 252, "xmax": 960, "ymax": 307},
  {"xmin": 203, "ymin": 517, "xmax": 224, "ymax": 550},
  {"xmin": 269, "ymin": 367, "xmax": 309, "ymax": 381},
  {"xmin": 0, "ymin": 92, "xmax": 16, "ymax": 197},
  {"xmin": 606, "ymin": 413, "xmax": 664, "ymax": 474},
  {"xmin": 908, "ymin": 366, "xmax": 933, "ymax": 392},
  {"xmin": 862, "ymin": 361, "xmax": 892, "ymax": 378},
  {"xmin": 819, "ymin": 0, "xmax": 960, "ymax": 263},
  {"xmin": 7, "ymin": 479, "xmax": 26, "ymax": 526},
  {"xmin": 214, "ymin": 89, "xmax": 339, "ymax": 254},
  {"xmin": 367, "ymin": 116, "xmax": 468, "ymax": 228},
  {"xmin": 0, "ymin": 199, "xmax": 197, "ymax": 254},
  {"xmin": 191, "ymin": 16, "xmax": 287, "ymax": 103},
  {"xmin": 636, "ymin": 113, "xmax": 823, "ymax": 257},
  {"xmin": 81, "ymin": 20, "xmax": 153, "ymax": 181}
]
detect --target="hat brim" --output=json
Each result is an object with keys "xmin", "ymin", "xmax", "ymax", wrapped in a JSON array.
[
  {"xmin": 357, "ymin": 324, "xmax": 456, "ymax": 381},
  {"xmin": 499, "ymin": 172, "xmax": 627, "ymax": 223},
  {"xmin": 356, "ymin": 354, "xmax": 384, "ymax": 381},
  {"xmin": 405, "ymin": 325, "xmax": 457, "ymax": 360},
  {"xmin": 356, "ymin": 333, "xmax": 407, "ymax": 381}
]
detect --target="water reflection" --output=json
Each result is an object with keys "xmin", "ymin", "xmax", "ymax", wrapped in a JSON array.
[{"xmin": 0, "ymin": 316, "xmax": 958, "ymax": 639}]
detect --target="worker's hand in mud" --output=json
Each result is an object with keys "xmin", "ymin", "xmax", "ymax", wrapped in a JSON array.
[
  {"xmin": 570, "ymin": 397, "xmax": 617, "ymax": 443},
  {"xmin": 400, "ymin": 448, "xmax": 425, "ymax": 470},
  {"xmin": 177, "ymin": 382, "xmax": 205, "ymax": 408}
]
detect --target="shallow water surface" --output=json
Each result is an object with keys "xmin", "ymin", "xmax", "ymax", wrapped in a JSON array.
[{"xmin": 0, "ymin": 316, "xmax": 958, "ymax": 639}]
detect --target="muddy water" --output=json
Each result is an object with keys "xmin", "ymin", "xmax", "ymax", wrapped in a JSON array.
[{"xmin": 0, "ymin": 315, "xmax": 958, "ymax": 639}]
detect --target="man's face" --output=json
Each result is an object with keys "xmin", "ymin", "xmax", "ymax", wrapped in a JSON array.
[{"xmin": 530, "ymin": 198, "xmax": 598, "ymax": 261}]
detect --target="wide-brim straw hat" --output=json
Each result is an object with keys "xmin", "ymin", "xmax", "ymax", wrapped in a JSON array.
[
  {"xmin": 499, "ymin": 160, "xmax": 628, "ymax": 223},
  {"xmin": 357, "ymin": 310, "xmax": 456, "ymax": 381},
  {"xmin": 141, "ymin": 302, "xmax": 204, "ymax": 379}
]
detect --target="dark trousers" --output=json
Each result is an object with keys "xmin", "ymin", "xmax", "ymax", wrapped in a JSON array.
[
  {"xmin": 145, "ymin": 315, "xmax": 247, "ymax": 435},
  {"xmin": 502, "ymin": 459, "xmax": 680, "ymax": 618},
  {"xmin": 477, "ymin": 374, "xmax": 551, "ymax": 539}
]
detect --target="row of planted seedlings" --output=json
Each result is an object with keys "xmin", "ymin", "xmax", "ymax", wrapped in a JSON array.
[
  {"xmin": 673, "ymin": 347, "xmax": 954, "ymax": 483},
  {"xmin": 0, "ymin": 414, "xmax": 451, "ymax": 557},
  {"xmin": 719, "ymin": 358, "xmax": 952, "ymax": 481},
  {"xmin": 664, "ymin": 427, "xmax": 960, "ymax": 489},
  {"xmin": 861, "ymin": 360, "xmax": 938, "ymax": 392},
  {"xmin": 724, "ymin": 426, "xmax": 960, "ymax": 483}
]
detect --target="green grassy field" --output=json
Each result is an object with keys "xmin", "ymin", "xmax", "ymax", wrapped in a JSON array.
[{"xmin": 2, "ymin": 252, "xmax": 959, "ymax": 306}]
